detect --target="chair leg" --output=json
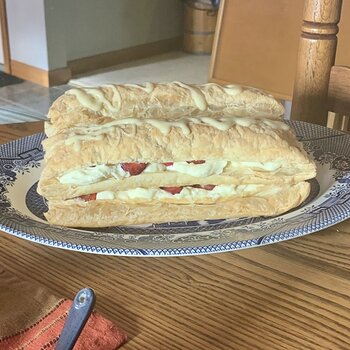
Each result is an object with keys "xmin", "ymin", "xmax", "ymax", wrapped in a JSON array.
[
  {"xmin": 327, "ymin": 112, "xmax": 343, "ymax": 129},
  {"xmin": 327, "ymin": 112, "xmax": 350, "ymax": 132},
  {"xmin": 342, "ymin": 115, "xmax": 349, "ymax": 132}
]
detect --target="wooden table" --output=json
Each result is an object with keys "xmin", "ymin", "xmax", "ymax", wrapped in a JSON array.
[{"xmin": 1, "ymin": 122, "xmax": 350, "ymax": 349}]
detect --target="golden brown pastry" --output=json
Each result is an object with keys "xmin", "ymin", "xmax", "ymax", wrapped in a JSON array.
[
  {"xmin": 38, "ymin": 82, "xmax": 316, "ymax": 227},
  {"xmin": 46, "ymin": 82, "xmax": 285, "ymax": 135},
  {"xmin": 45, "ymin": 182, "xmax": 310, "ymax": 227}
]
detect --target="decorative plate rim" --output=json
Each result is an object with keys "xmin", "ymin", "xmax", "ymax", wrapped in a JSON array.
[{"xmin": 0, "ymin": 120, "xmax": 349, "ymax": 257}]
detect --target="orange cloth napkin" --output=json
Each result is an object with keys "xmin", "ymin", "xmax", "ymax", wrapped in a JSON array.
[{"xmin": 0, "ymin": 267, "xmax": 127, "ymax": 350}]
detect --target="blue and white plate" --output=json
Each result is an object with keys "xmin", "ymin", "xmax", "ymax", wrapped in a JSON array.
[{"xmin": 0, "ymin": 121, "xmax": 349, "ymax": 256}]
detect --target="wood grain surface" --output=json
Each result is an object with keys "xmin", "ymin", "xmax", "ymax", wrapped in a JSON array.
[
  {"xmin": 327, "ymin": 65, "xmax": 350, "ymax": 132},
  {"xmin": 328, "ymin": 66, "xmax": 350, "ymax": 115},
  {"xmin": 291, "ymin": 0, "xmax": 343, "ymax": 126},
  {"xmin": 1, "ymin": 122, "xmax": 350, "ymax": 349},
  {"xmin": 209, "ymin": 0, "xmax": 350, "ymax": 101}
]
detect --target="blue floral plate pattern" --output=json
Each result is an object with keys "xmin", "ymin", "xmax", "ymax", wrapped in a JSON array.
[{"xmin": 0, "ymin": 121, "xmax": 349, "ymax": 256}]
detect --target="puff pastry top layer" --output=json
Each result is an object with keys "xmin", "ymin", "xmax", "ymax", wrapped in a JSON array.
[
  {"xmin": 40, "ymin": 116, "xmax": 314, "ymax": 179},
  {"xmin": 47, "ymin": 82, "xmax": 285, "ymax": 134}
]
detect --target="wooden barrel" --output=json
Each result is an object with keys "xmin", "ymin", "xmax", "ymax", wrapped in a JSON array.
[{"xmin": 183, "ymin": 1, "xmax": 218, "ymax": 54}]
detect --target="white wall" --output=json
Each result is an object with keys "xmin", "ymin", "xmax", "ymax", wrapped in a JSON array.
[
  {"xmin": 46, "ymin": 0, "xmax": 183, "ymax": 69},
  {"xmin": 6, "ymin": 0, "xmax": 183, "ymax": 71},
  {"xmin": 6, "ymin": 0, "xmax": 49, "ymax": 70},
  {"xmin": 44, "ymin": 0, "xmax": 68, "ymax": 70},
  {"xmin": 67, "ymin": 0, "xmax": 181, "ymax": 60}
]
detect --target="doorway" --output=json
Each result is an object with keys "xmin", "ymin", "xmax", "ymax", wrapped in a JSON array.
[{"xmin": 0, "ymin": 0, "xmax": 11, "ymax": 73}]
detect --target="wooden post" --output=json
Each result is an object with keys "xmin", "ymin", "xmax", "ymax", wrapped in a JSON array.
[
  {"xmin": 0, "ymin": 0, "xmax": 11, "ymax": 74},
  {"xmin": 291, "ymin": 0, "xmax": 343, "ymax": 125}
]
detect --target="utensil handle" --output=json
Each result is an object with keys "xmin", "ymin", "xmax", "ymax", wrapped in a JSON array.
[{"xmin": 55, "ymin": 288, "xmax": 96, "ymax": 350}]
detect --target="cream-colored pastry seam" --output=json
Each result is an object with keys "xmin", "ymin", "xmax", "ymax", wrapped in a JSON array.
[
  {"xmin": 62, "ymin": 116, "xmax": 290, "ymax": 151},
  {"xmin": 65, "ymin": 82, "xmax": 245, "ymax": 116},
  {"xmin": 69, "ymin": 184, "xmax": 288, "ymax": 204},
  {"xmin": 58, "ymin": 161, "xmax": 286, "ymax": 186}
]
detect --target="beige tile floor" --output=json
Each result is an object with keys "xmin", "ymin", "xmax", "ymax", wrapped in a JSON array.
[
  {"xmin": 0, "ymin": 82, "xmax": 70, "ymax": 124},
  {"xmin": 70, "ymin": 51, "xmax": 291, "ymax": 118},
  {"xmin": 0, "ymin": 52, "xmax": 211, "ymax": 124},
  {"xmin": 0, "ymin": 51, "xmax": 291, "ymax": 123},
  {"xmin": 70, "ymin": 51, "xmax": 212, "ymax": 87}
]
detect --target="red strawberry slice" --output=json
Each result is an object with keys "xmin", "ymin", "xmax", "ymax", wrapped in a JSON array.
[
  {"xmin": 160, "ymin": 186, "xmax": 183, "ymax": 195},
  {"xmin": 121, "ymin": 162, "xmax": 148, "ymax": 175},
  {"xmin": 80, "ymin": 193, "xmax": 97, "ymax": 201},
  {"xmin": 162, "ymin": 162, "xmax": 174, "ymax": 166},
  {"xmin": 191, "ymin": 184, "xmax": 216, "ymax": 191},
  {"xmin": 200, "ymin": 185, "xmax": 216, "ymax": 191},
  {"xmin": 187, "ymin": 160, "xmax": 206, "ymax": 164},
  {"xmin": 191, "ymin": 184, "xmax": 202, "ymax": 189}
]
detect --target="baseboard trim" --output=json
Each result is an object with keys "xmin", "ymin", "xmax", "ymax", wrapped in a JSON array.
[
  {"xmin": 10, "ymin": 60, "xmax": 71, "ymax": 87},
  {"xmin": 68, "ymin": 36, "xmax": 183, "ymax": 76},
  {"xmin": 10, "ymin": 36, "xmax": 183, "ymax": 87},
  {"xmin": 49, "ymin": 67, "xmax": 72, "ymax": 86}
]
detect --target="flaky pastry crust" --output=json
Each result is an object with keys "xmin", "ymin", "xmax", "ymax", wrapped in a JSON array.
[
  {"xmin": 47, "ymin": 82, "xmax": 285, "ymax": 135},
  {"xmin": 44, "ymin": 182, "xmax": 310, "ymax": 227},
  {"xmin": 38, "ymin": 82, "xmax": 317, "ymax": 227},
  {"xmin": 39, "ymin": 121, "xmax": 314, "ymax": 180}
]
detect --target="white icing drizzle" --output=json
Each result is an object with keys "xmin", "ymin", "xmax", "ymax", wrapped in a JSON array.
[
  {"xmin": 62, "ymin": 82, "xmax": 286, "ymax": 150},
  {"xmin": 67, "ymin": 84, "xmax": 121, "ymax": 114},
  {"xmin": 172, "ymin": 81, "xmax": 207, "ymax": 111},
  {"xmin": 65, "ymin": 82, "xmax": 245, "ymax": 115},
  {"xmin": 64, "ymin": 115, "xmax": 290, "ymax": 149},
  {"xmin": 222, "ymin": 84, "xmax": 243, "ymax": 96},
  {"xmin": 65, "ymin": 124, "xmax": 137, "ymax": 150},
  {"xmin": 147, "ymin": 119, "xmax": 193, "ymax": 135},
  {"xmin": 124, "ymin": 82, "xmax": 155, "ymax": 94},
  {"xmin": 203, "ymin": 83, "xmax": 243, "ymax": 96},
  {"xmin": 195, "ymin": 116, "xmax": 231, "ymax": 131},
  {"xmin": 110, "ymin": 84, "xmax": 122, "ymax": 110}
]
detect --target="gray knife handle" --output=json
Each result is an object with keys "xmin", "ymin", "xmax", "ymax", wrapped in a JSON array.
[{"xmin": 55, "ymin": 288, "xmax": 96, "ymax": 350}]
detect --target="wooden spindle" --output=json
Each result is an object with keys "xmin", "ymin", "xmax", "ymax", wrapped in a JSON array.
[{"xmin": 291, "ymin": 0, "xmax": 343, "ymax": 125}]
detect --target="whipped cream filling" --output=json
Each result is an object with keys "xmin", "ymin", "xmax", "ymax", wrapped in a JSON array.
[
  {"xmin": 59, "ymin": 165, "xmax": 111, "ymax": 186},
  {"xmin": 58, "ymin": 160, "xmax": 283, "ymax": 185},
  {"xmin": 95, "ymin": 184, "xmax": 269, "ymax": 201},
  {"xmin": 166, "ymin": 161, "xmax": 227, "ymax": 177}
]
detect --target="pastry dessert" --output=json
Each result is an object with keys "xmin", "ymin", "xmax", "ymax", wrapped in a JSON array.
[{"xmin": 38, "ymin": 82, "xmax": 316, "ymax": 227}]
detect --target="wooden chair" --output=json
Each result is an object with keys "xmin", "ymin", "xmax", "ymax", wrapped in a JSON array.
[{"xmin": 290, "ymin": 0, "xmax": 350, "ymax": 132}]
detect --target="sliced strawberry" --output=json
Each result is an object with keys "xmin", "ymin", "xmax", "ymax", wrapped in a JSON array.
[
  {"xmin": 191, "ymin": 184, "xmax": 216, "ymax": 191},
  {"xmin": 187, "ymin": 160, "xmax": 206, "ymax": 164},
  {"xmin": 163, "ymin": 162, "xmax": 174, "ymax": 166},
  {"xmin": 200, "ymin": 184, "xmax": 216, "ymax": 191},
  {"xmin": 160, "ymin": 186, "xmax": 183, "ymax": 195},
  {"xmin": 191, "ymin": 184, "xmax": 202, "ymax": 189},
  {"xmin": 80, "ymin": 193, "xmax": 97, "ymax": 201},
  {"xmin": 121, "ymin": 162, "xmax": 148, "ymax": 175}
]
